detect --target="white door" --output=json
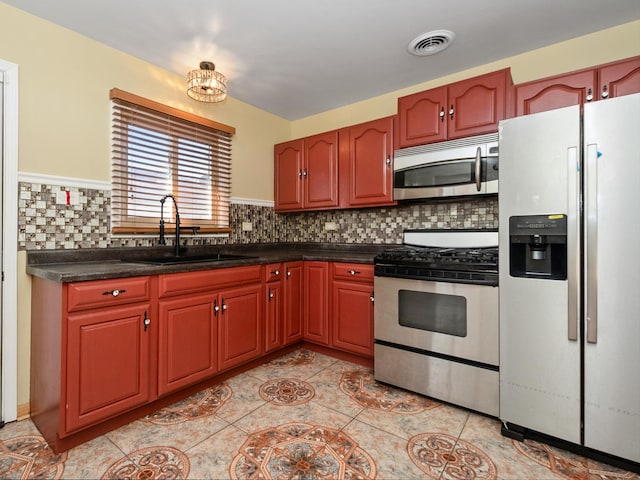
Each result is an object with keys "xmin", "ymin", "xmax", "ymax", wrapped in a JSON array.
[{"xmin": 583, "ymin": 93, "xmax": 640, "ymax": 463}]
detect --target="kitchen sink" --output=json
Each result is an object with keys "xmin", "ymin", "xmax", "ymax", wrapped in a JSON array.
[{"xmin": 128, "ymin": 253, "xmax": 256, "ymax": 265}]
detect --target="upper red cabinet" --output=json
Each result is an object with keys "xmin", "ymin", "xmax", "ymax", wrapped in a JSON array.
[
  {"xmin": 515, "ymin": 56, "xmax": 640, "ymax": 116},
  {"xmin": 348, "ymin": 116, "xmax": 395, "ymax": 207},
  {"xmin": 275, "ymin": 131, "xmax": 339, "ymax": 212},
  {"xmin": 397, "ymin": 68, "xmax": 512, "ymax": 148}
]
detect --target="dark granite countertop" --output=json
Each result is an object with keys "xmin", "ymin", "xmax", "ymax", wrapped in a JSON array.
[{"xmin": 26, "ymin": 243, "xmax": 395, "ymax": 283}]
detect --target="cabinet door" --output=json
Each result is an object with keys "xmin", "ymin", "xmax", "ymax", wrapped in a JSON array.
[
  {"xmin": 304, "ymin": 131, "xmax": 340, "ymax": 209},
  {"xmin": 515, "ymin": 69, "xmax": 597, "ymax": 116},
  {"xmin": 331, "ymin": 281, "xmax": 374, "ymax": 357},
  {"xmin": 283, "ymin": 261, "xmax": 303, "ymax": 344},
  {"xmin": 397, "ymin": 86, "xmax": 447, "ymax": 147},
  {"xmin": 274, "ymin": 139, "xmax": 304, "ymax": 211},
  {"xmin": 349, "ymin": 116, "xmax": 395, "ymax": 207},
  {"xmin": 448, "ymin": 69, "xmax": 509, "ymax": 139},
  {"xmin": 66, "ymin": 304, "xmax": 151, "ymax": 433},
  {"xmin": 303, "ymin": 261, "xmax": 329, "ymax": 345},
  {"xmin": 157, "ymin": 293, "xmax": 218, "ymax": 396},
  {"xmin": 265, "ymin": 281, "xmax": 283, "ymax": 353},
  {"xmin": 218, "ymin": 284, "xmax": 262, "ymax": 371},
  {"xmin": 598, "ymin": 56, "xmax": 640, "ymax": 100}
]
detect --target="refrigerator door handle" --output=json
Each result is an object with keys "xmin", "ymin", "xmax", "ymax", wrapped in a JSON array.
[
  {"xmin": 585, "ymin": 143, "xmax": 598, "ymax": 344},
  {"xmin": 475, "ymin": 146, "xmax": 482, "ymax": 191},
  {"xmin": 567, "ymin": 146, "xmax": 579, "ymax": 342}
]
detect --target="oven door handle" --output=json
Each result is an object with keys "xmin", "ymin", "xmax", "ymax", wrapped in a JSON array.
[{"xmin": 475, "ymin": 146, "xmax": 482, "ymax": 192}]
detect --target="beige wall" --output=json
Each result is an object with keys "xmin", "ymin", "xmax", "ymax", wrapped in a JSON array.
[
  {"xmin": 1, "ymin": 2, "xmax": 639, "ymax": 408},
  {"xmin": 291, "ymin": 20, "xmax": 640, "ymax": 138}
]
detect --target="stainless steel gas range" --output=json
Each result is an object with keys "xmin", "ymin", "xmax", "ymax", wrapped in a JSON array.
[{"xmin": 373, "ymin": 229, "xmax": 499, "ymax": 416}]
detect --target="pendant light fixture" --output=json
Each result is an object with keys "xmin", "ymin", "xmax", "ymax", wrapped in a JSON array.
[{"xmin": 187, "ymin": 61, "xmax": 228, "ymax": 103}]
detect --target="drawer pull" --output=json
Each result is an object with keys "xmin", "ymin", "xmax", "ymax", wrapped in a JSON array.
[
  {"xmin": 348, "ymin": 270, "xmax": 361, "ymax": 275},
  {"xmin": 102, "ymin": 289, "xmax": 126, "ymax": 297},
  {"xmin": 143, "ymin": 311, "xmax": 151, "ymax": 332},
  {"xmin": 271, "ymin": 269, "xmax": 280, "ymax": 276}
]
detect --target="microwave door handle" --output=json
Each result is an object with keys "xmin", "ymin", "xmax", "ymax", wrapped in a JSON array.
[{"xmin": 475, "ymin": 146, "xmax": 482, "ymax": 191}]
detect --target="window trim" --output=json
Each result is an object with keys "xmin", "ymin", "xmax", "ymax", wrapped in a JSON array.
[{"xmin": 110, "ymin": 88, "xmax": 234, "ymax": 235}]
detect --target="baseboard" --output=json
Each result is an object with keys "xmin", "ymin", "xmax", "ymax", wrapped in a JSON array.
[{"xmin": 17, "ymin": 402, "xmax": 30, "ymax": 421}]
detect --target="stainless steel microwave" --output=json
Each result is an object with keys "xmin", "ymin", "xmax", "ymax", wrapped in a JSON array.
[{"xmin": 393, "ymin": 133, "xmax": 499, "ymax": 201}]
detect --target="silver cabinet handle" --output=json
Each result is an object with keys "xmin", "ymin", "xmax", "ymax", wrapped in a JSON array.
[
  {"xmin": 601, "ymin": 85, "xmax": 609, "ymax": 99},
  {"xmin": 449, "ymin": 105, "xmax": 454, "ymax": 120},
  {"xmin": 302, "ymin": 170, "xmax": 308, "ymax": 177},
  {"xmin": 213, "ymin": 301, "xmax": 219, "ymax": 316},
  {"xmin": 287, "ymin": 270, "xmax": 291, "ymax": 277},
  {"xmin": 143, "ymin": 311, "xmax": 151, "ymax": 332},
  {"xmin": 271, "ymin": 269, "xmax": 280, "ymax": 276},
  {"xmin": 370, "ymin": 293, "xmax": 374, "ymax": 303},
  {"xmin": 222, "ymin": 301, "xmax": 227, "ymax": 311},
  {"xmin": 386, "ymin": 156, "xmax": 391, "ymax": 167},
  {"xmin": 475, "ymin": 146, "xmax": 482, "ymax": 192},
  {"xmin": 585, "ymin": 144, "xmax": 598, "ymax": 344},
  {"xmin": 298, "ymin": 170, "xmax": 303, "ymax": 178},
  {"xmin": 586, "ymin": 87, "xmax": 593, "ymax": 102},
  {"xmin": 439, "ymin": 107, "xmax": 445, "ymax": 122},
  {"xmin": 103, "ymin": 289, "xmax": 126, "ymax": 297},
  {"xmin": 348, "ymin": 270, "xmax": 361, "ymax": 275}
]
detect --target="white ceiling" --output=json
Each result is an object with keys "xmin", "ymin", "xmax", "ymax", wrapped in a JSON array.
[{"xmin": 5, "ymin": 0, "xmax": 639, "ymax": 120}]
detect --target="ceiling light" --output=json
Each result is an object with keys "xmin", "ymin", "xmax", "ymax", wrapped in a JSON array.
[
  {"xmin": 187, "ymin": 61, "xmax": 227, "ymax": 103},
  {"xmin": 408, "ymin": 30, "xmax": 455, "ymax": 56}
]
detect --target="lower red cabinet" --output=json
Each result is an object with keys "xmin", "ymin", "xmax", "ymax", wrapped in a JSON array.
[
  {"xmin": 66, "ymin": 303, "xmax": 152, "ymax": 432},
  {"xmin": 217, "ymin": 284, "xmax": 263, "ymax": 371},
  {"xmin": 157, "ymin": 292, "xmax": 218, "ymax": 396},
  {"xmin": 330, "ymin": 263, "xmax": 375, "ymax": 357},
  {"xmin": 303, "ymin": 261, "xmax": 330, "ymax": 345}
]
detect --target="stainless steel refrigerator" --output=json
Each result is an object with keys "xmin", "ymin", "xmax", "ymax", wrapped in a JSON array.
[{"xmin": 498, "ymin": 93, "xmax": 640, "ymax": 464}]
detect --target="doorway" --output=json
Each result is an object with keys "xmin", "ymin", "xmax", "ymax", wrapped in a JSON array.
[{"xmin": 0, "ymin": 59, "xmax": 19, "ymax": 424}]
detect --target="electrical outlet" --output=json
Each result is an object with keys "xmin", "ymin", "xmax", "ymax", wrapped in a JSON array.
[
  {"xmin": 324, "ymin": 222, "xmax": 337, "ymax": 231},
  {"xmin": 242, "ymin": 222, "xmax": 253, "ymax": 231}
]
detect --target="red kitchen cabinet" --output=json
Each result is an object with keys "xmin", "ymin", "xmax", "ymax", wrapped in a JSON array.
[
  {"xmin": 515, "ymin": 56, "xmax": 640, "ymax": 116},
  {"xmin": 218, "ymin": 283, "xmax": 263, "ymax": 371},
  {"xmin": 66, "ymin": 303, "xmax": 152, "ymax": 432},
  {"xmin": 31, "ymin": 275, "xmax": 155, "ymax": 448},
  {"xmin": 303, "ymin": 261, "xmax": 330, "ymax": 345},
  {"xmin": 348, "ymin": 116, "xmax": 396, "ymax": 207},
  {"xmin": 331, "ymin": 263, "xmax": 374, "ymax": 357},
  {"xmin": 274, "ymin": 131, "xmax": 339, "ymax": 212},
  {"xmin": 397, "ymin": 68, "xmax": 511, "ymax": 147},
  {"xmin": 274, "ymin": 139, "xmax": 303, "ymax": 211},
  {"xmin": 283, "ymin": 261, "xmax": 304, "ymax": 344},
  {"xmin": 157, "ymin": 292, "xmax": 218, "ymax": 396},
  {"xmin": 264, "ymin": 263, "xmax": 284, "ymax": 353}
]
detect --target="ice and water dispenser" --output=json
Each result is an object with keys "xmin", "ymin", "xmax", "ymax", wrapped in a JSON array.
[{"xmin": 509, "ymin": 214, "xmax": 567, "ymax": 280}]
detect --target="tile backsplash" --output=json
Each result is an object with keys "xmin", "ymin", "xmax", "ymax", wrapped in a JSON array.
[{"xmin": 18, "ymin": 181, "xmax": 497, "ymax": 250}]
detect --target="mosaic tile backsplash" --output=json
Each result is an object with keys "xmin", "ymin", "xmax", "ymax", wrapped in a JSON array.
[{"xmin": 18, "ymin": 181, "xmax": 498, "ymax": 250}]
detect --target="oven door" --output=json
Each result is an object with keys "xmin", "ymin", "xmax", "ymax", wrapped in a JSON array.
[{"xmin": 374, "ymin": 275, "xmax": 498, "ymax": 367}]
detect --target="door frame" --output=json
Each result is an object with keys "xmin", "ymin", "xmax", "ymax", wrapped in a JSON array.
[{"xmin": 1, "ymin": 59, "xmax": 19, "ymax": 423}]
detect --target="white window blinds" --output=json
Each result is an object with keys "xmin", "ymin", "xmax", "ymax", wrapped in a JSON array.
[{"xmin": 110, "ymin": 88, "xmax": 234, "ymax": 234}]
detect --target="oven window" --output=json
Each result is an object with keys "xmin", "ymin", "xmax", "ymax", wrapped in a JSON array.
[{"xmin": 398, "ymin": 290, "xmax": 467, "ymax": 337}]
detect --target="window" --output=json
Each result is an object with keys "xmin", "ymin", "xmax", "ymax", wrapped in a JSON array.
[{"xmin": 110, "ymin": 88, "xmax": 235, "ymax": 234}]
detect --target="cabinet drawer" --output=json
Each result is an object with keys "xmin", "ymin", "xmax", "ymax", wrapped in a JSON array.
[
  {"xmin": 67, "ymin": 277, "xmax": 151, "ymax": 312},
  {"xmin": 159, "ymin": 265, "xmax": 262, "ymax": 298},
  {"xmin": 332, "ymin": 263, "xmax": 374, "ymax": 282},
  {"xmin": 264, "ymin": 263, "xmax": 284, "ymax": 282}
]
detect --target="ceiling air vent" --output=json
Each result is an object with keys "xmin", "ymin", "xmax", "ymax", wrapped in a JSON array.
[{"xmin": 408, "ymin": 30, "xmax": 455, "ymax": 56}]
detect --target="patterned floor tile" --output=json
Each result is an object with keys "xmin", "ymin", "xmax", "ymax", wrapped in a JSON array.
[
  {"xmin": 342, "ymin": 418, "xmax": 428, "ymax": 479},
  {"xmin": 246, "ymin": 348, "xmax": 337, "ymax": 381},
  {"xmin": 60, "ymin": 435, "xmax": 129, "ymax": 479},
  {"xmin": 212, "ymin": 373, "xmax": 269, "ymax": 424},
  {"xmin": 258, "ymin": 377, "xmax": 315, "ymax": 405},
  {"xmin": 306, "ymin": 361, "xmax": 369, "ymax": 417},
  {"xmin": 0, "ymin": 433, "xmax": 67, "ymax": 479},
  {"xmin": 102, "ymin": 445, "xmax": 190, "ymax": 479},
  {"xmin": 229, "ymin": 421, "xmax": 377, "ymax": 479}
]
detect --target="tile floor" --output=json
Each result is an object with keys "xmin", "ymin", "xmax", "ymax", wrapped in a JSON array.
[{"xmin": 0, "ymin": 348, "xmax": 638, "ymax": 479}]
